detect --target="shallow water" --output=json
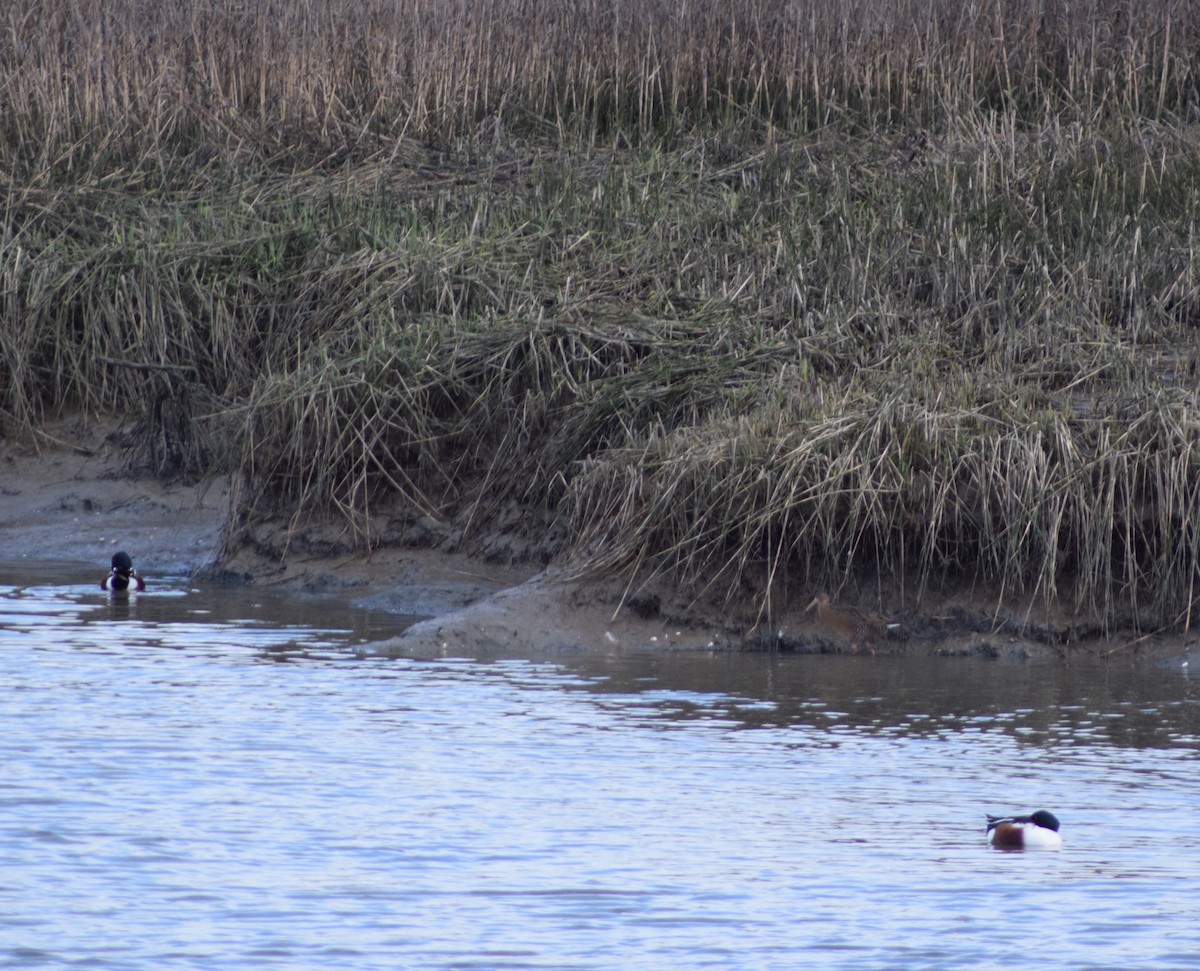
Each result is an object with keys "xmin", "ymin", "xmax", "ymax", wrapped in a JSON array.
[{"xmin": 2, "ymin": 563, "xmax": 1199, "ymax": 970}]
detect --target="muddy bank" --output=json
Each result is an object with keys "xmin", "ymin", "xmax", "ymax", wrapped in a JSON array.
[
  {"xmin": 1, "ymin": 418, "xmax": 1193, "ymax": 667},
  {"xmin": 0, "ymin": 419, "xmax": 228, "ymax": 577}
]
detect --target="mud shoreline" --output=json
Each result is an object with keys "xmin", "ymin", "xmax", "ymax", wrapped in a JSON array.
[{"xmin": 2, "ymin": 418, "xmax": 1193, "ymax": 668}]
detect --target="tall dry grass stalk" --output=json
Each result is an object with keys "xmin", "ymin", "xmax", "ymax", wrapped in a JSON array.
[
  {"xmin": 3, "ymin": 0, "xmax": 1197, "ymax": 161},
  {"xmin": 2, "ymin": 0, "xmax": 1200, "ymax": 629}
]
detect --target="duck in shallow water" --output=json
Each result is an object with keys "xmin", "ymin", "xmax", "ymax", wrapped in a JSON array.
[
  {"xmin": 101, "ymin": 551, "xmax": 146, "ymax": 593},
  {"xmin": 986, "ymin": 810, "xmax": 1062, "ymax": 850}
]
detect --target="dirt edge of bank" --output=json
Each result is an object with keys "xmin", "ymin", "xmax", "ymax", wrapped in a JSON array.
[{"xmin": 3, "ymin": 418, "xmax": 1193, "ymax": 668}]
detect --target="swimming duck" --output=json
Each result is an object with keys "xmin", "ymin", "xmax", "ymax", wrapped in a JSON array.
[
  {"xmin": 101, "ymin": 551, "xmax": 146, "ymax": 593},
  {"xmin": 804, "ymin": 592, "xmax": 897, "ymax": 654},
  {"xmin": 986, "ymin": 810, "xmax": 1062, "ymax": 850}
]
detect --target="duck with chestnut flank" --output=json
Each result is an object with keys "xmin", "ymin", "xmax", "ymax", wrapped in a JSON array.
[{"xmin": 986, "ymin": 810, "xmax": 1062, "ymax": 850}]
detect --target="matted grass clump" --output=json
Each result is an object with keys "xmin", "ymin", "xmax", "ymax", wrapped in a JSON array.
[{"xmin": 2, "ymin": 0, "xmax": 1200, "ymax": 630}]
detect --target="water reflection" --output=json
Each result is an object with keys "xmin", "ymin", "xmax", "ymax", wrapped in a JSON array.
[
  {"xmin": 3, "ymin": 563, "xmax": 1200, "ymax": 971},
  {"xmin": 503, "ymin": 651, "xmax": 1200, "ymax": 752},
  {"xmin": 0, "ymin": 560, "xmax": 416, "ymax": 657}
]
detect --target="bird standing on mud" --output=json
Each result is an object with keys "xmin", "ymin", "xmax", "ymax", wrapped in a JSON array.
[
  {"xmin": 805, "ymin": 592, "xmax": 896, "ymax": 654},
  {"xmin": 101, "ymin": 551, "xmax": 146, "ymax": 593}
]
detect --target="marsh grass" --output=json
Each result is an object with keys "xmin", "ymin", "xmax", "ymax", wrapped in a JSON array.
[{"xmin": 3, "ymin": 0, "xmax": 1200, "ymax": 629}]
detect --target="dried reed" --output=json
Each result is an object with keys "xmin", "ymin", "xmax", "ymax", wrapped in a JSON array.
[{"xmin": 2, "ymin": 0, "xmax": 1200, "ymax": 629}]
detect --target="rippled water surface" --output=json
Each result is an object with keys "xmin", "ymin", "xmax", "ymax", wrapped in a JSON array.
[{"xmin": 3, "ymin": 563, "xmax": 1199, "ymax": 970}]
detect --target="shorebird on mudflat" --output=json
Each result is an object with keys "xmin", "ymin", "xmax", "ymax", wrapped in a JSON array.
[{"xmin": 804, "ymin": 592, "xmax": 897, "ymax": 654}]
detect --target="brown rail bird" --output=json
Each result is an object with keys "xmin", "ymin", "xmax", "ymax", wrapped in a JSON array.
[{"xmin": 805, "ymin": 593, "xmax": 897, "ymax": 655}]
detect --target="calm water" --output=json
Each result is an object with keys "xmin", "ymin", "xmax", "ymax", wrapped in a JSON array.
[{"xmin": 2, "ymin": 564, "xmax": 1199, "ymax": 970}]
